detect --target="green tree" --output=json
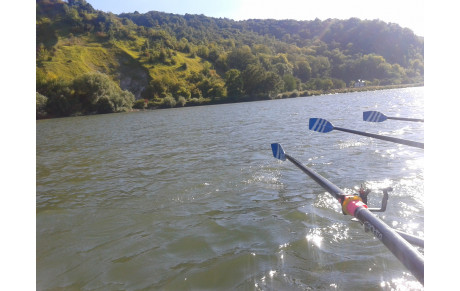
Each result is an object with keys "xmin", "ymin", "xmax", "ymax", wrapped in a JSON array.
[
  {"xmin": 407, "ymin": 58, "xmax": 423, "ymax": 78},
  {"xmin": 36, "ymin": 92, "xmax": 48, "ymax": 118},
  {"xmin": 176, "ymin": 86, "xmax": 191, "ymax": 99},
  {"xmin": 38, "ymin": 77, "xmax": 80, "ymax": 117},
  {"xmin": 261, "ymin": 71, "xmax": 283, "ymax": 95},
  {"xmin": 227, "ymin": 46, "xmax": 256, "ymax": 71},
  {"xmin": 242, "ymin": 64, "xmax": 283, "ymax": 96},
  {"xmin": 272, "ymin": 53, "xmax": 293, "ymax": 75},
  {"xmin": 64, "ymin": 6, "xmax": 82, "ymax": 26},
  {"xmin": 354, "ymin": 54, "xmax": 391, "ymax": 80},
  {"xmin": 148, "ymin": 77, "xmax": 169, "ymax": 98},
  {"xmin": 111, "ymin": 90, "xmax": 135, "ymax": 112},
  {"xmin": 283, "ymin": 74, "xmax": 297, "ymax": 92},
  {"xmin": 274, "ymin": 63, "xmax": 292, "ymax": 76},
  {"xmin": 306, "ymin": 55, "xmax": 331, "ymax": 78},
  {"xmin": 197, "ymin": 76, "xmax": 225, "ymax": 99},
  {"xmin": 307, "ymin": 78, "xmax": 334, "ymax": 91},
  {"xmin": 162, "ymin": 95, "xmax": 176, "ymax": 108},
  {"xmin": 197, "ymin": 45, "xmax": 209, "ymax": 58},
  {"xmin": 331, "ymin": 78, "xmax": 346, "ymax": 89},
  {"xmin": 133, "ymin": 99, "xmax": 147, "ymax": 109},
  {"xmin": 225, "ymin": 69, "xmax": 243, "ymax": 100},
  {"xmin": 73, "ymin": 72, "xmax": 116, "ymax": 111},
  {"xmin": 242, "ymin": 64, "xmax": 266, "ymax": 95},
  {"xmin": 177, "ymin": 96, "xmax": 187, "ymax": 107},
  {"xmin": 294, "ymin": 61, "xmax": 312, "ymax": 82},
  {"xmin": 158, "ymin": 48, "xmax": 168, "ymax": 63},
  {"xmin": 46, "ymin": 88, "xmax": 80, "ymax": 117},
  {"xmin": 72, "ymin": 72, "xmax": 134, "ymax": 113}
]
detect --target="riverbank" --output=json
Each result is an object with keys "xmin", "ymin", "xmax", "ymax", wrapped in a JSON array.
[
  {"xmin": 37, "ymin": 82, "xmax": 424, "ymax": 119},
  {"xmin": 138, "ymin": 82, "xmax": 424, "ymax": 110},
  {"xmin": 274, "ymin": 82, "xmax": 424, "ymax": 99}
]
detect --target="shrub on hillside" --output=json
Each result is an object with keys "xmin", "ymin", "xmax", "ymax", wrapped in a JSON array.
[
  {"xmin": 72, "ymin": 72, "xmax": 134, "ymax": 114},
  {"xmin": 161, "ymin": 96, "xmax": 176, "ymax": 108},
  {"xmin": 133, "ymin": 99, "xmax": 147, "ymax": 109},
  {"xmin": 177, "ymin": 96, "xmax": 187, "ymax": 107}
]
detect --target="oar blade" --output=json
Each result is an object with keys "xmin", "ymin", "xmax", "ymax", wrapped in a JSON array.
[
  {"xmin": 309, "ymin": 118, "xmax": 334, "ymax": 133},
  {"xmin": 363, "ymin": 111, "xmax": 387, "ymax": 122},
  {"xmin": 271, "ymin": 143, "xmax": 286, "ymax": 161}
]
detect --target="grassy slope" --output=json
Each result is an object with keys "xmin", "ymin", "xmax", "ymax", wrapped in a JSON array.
[
  {"xmin": 38, "ymin": 32, "xmax": 212, "ymax": 93},
  {"xmin": 39, "ymin": 34, "xmax": 119, "ymax": 80}
]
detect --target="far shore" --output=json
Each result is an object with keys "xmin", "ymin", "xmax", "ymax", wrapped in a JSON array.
[
  {"xmin": 275, "ymin": 82, "xmax": 424, "ymax": 99},
  {"xmin": 132, "ymin": 82, "xmax": 424, "ymax": 110},
  {"xmin": 38, "ymin": 82, "xmax": 424, "ymax": 119}
]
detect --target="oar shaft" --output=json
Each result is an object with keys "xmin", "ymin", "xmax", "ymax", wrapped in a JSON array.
[
  {"xmin": 355, "ymin": 207, "xmax": 424, "ymax": 284},
  {"xmin": 394, "ymin": 230, "xmax": 424, "ymax": 248},
  {"xmin": 284, "ymin": 154, "xmax": 346, "ymax": 201},
  {"xmin": 387, "ymin": 117, "xmax": 424, "ymax": 122},
  {"xmin": 334, "ymin": 127, "xmax": 424, "ymax": 149}
]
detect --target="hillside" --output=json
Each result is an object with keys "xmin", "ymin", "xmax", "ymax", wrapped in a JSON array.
[{"xmin": 36, "ymin": 0, "xmax": 424, "ymax": 118}]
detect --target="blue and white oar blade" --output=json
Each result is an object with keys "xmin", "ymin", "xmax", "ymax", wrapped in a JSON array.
[
  {"xmin": 271, "ymin": 143, "xmax": 286, "ymax": 161},
  {"xmin": 309, "ymin": 118, "xmax": 334, "ymax": 133},
  {"xmin": 363, "ymin": 111, "xmax": 387, "ymax": 122}
]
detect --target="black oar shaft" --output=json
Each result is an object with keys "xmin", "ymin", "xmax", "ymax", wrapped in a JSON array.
[
  {"xmin": 394, "ymin": 230, "xmax": 424, "ymax": 248},
  {"xmin": 285, "ymin": 154, "xmax": 346, "ymax": 201},
  {"xmin": 334, "ymin": 127, "xmax": 424, "ymax": 149},
  {"xmin": 355, "ymin": 207, "xmax": 424, "ymax": 284},
  {"xmin": 387, "ymin": 117, "xmax": 424, "ymax": 123}
]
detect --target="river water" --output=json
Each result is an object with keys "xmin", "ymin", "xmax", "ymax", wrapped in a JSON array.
[{"xmin": 36, "ymin": 87, "xmax": 424, "ymax": 290}]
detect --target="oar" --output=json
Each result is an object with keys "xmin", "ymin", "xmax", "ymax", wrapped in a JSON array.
[
  {"xmin": 271, "ymin": 143, "xmax": 424, "ymax": 284},
  {"xmin": 309, "ymin": 118, "xmax": 424, "ymax": 149},
  {"xmin": 394, "ymin": 230, "xmax": 424, "ymax": 248},
  {"xmin": 363, "ymin": 111, "xmax": 424, "ymax": 123}
]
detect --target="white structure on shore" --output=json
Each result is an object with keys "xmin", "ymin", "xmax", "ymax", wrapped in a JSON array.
[{"xmin": 354, "ymin": 79, "xmax": 366, "ymax": 87}]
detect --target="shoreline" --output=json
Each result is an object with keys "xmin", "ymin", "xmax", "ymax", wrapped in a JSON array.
[
  {"xmin": 37, "ymin": 82, "xmax": 424, "ymax": 119},
  {"xmin": 138, "ymin": 82, "xmax": 424, "ymax": 110},
  {"xmin": 276, "ymin": 82, "xmax": 424, "ymax": 98}
]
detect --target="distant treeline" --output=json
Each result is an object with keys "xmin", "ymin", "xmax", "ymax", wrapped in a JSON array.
[{"xmin": 36, "ymin": 0, "xmax": 423, "ymax": 118}]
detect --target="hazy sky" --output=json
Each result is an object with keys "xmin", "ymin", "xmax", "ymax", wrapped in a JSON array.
[{"xmin": 86, "ymin": 0, "xmax": 424, "ymax": 36}]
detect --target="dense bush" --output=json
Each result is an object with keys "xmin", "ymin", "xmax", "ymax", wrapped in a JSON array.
[
  {"xmin": 161, "ymin": 96, "xmax": 176, "ymax": 108},
  {"xmin": 36, "ymin": 92, "xmax": 48, "ymax": 118},
  {"xmin": 37, "ymin": 72, "xmax": 135, "ymax": 118},
  {"xmin": 176, "ymin": 96, "xmax": 187, "ymax": 107},
  {"xmin": 133, "ymin": 99, "xmax": 147, "ymax": 109},
  {"xmin": 72, "ymin": 72, "xmax": 134, "ymax": 114}
]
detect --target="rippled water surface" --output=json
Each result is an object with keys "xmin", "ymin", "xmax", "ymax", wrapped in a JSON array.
[{"xmin": 37, "ymin": 88, "xmax": 424, "ymax": 290}]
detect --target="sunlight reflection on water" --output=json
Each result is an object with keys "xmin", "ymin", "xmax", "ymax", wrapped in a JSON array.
[{"xmin": 306, "ymin": 228, "xmax": 324, "ymax": 248}]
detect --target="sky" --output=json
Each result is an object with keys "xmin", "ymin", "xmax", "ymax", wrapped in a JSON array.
[{"xmin": 86, "ymin": 0, "xmax": 425, "ymax": 36}]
